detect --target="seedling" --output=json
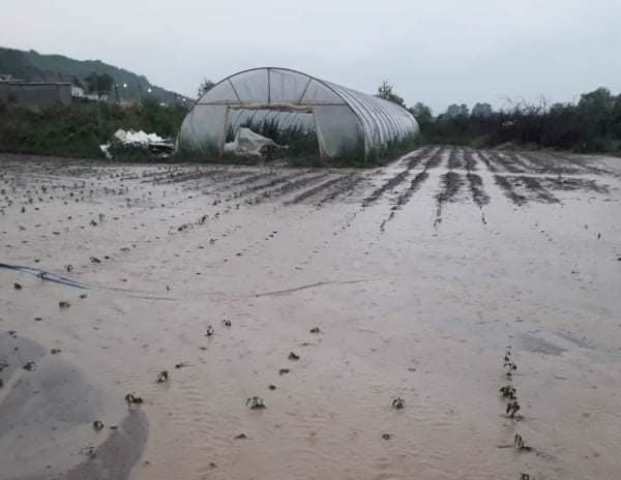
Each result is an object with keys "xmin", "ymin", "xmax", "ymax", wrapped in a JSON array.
[{"xmin": 246, "ymin": 396, "xmax": 266, "ymax": 409}]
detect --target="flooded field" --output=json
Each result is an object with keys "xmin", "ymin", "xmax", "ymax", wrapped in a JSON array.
[{"xmin": 1, "ymin": 147, "xmax": 620, "ymax": 480}]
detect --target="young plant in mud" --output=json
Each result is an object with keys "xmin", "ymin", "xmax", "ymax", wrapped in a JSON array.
[
  {"xmin": 246, "ymin": 396, "xmax": 266, "ymax": 410},
  {"xmin": 499, "ymin": 385, "xmax": 517, "ymax": 400},
  {"xmin": 513, "ymin": 433, "xmax": 532, "ymax": 452},
  {"xmin": 506, "ymin": 400, "xmax": 521, "ymax": 419},
  {"xmin": 125, "ymin": 393, "xmax": 144, "ymax": 405}
]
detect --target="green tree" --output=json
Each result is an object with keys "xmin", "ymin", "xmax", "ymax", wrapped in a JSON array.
[
  {"xmin": 197, "ymin": 78, "xmax": 215, "ymax": 98},
  {"xmin": 445, "ymin": 103, "xmax": 469, "ymax": 119},
  {"xmin": 377, "ymin": 81, "xmax": 406, "ymax": 108},
  {"xmin": 471, "ymin": 102, "xmax": 493, "ymax": 119},
  {"xmin": 409, "ymin": 102, "xmax": 433, "ymax": 128}
]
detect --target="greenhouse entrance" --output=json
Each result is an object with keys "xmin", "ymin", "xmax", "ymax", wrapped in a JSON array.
[{"xmin": 224, "ymin": 104, "xmax": 320, "ymax": 161}]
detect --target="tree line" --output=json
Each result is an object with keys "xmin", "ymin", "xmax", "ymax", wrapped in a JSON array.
[{"xmin": 377, "ymin": 82, "xmax": 621, "ymax": 153}]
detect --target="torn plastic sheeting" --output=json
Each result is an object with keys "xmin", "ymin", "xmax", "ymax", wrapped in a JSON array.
[
  {"xmin": 223, "ymin": 127, "xmax": 283, "ymax": 157},
  {"xmin": 113, "ymin": 129, "xmax": 165, "ymax": 145}
]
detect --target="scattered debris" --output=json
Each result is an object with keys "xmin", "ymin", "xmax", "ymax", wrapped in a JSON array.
[
  {"xmin": 278, "ymin": 368, "xmax": 290, "ymax": 375},
  {"xmin": 309, "ymin": 327, "xmax": 321, "ymax": 334},
  {"xmin": 156, "ymin": 370, "xmax": 169, "ymax": 383},
  {"xmin": 13, "ymin": 282, "xmax": 22, "ymax": 290},
  {"xmin": 234, "ymin": 433, "xmax": 248, "ymax": 440},
  {"xmin": 223, "ymin": 319, "xmax": 232, "ymax": 327},
  {"xmin": 59, "ymin": 301, "xmax": 71, "ymax": 309},
  {"xmin": 381, "ymin": 433, "xmax": 392, "ymax": 440},
  {"xmin": 391, "ymin": 397, "xmax": 405, "ymax": 410},
  {"xmin": 93, "ymin": 420, "xmax": 104, "ymax": 431},
  {"xmin": 288, "ymin": 352, "xmax": 300, "ymax": 361},
  {"xmin": 205, "ymin": 325, "xmax": 215, "ymax": 337},
  {"xmin": 50, "ymin": 348, "xmax": 62, "ymax": 354}
]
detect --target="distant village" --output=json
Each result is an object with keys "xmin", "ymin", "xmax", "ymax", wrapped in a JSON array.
[{"xmin": 0, "ymin": 72, "xmax": 189, "ymax": 108}]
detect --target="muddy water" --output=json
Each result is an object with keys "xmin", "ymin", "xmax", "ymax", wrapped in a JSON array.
[{"xmin": 1, "ymin": 149, "xmax": 620, "ymax": 480}]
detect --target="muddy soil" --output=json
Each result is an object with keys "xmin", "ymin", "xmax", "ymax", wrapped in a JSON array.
[{"xmin": 1, "ymin": 149, "xmax": 620, "ymax": 480}]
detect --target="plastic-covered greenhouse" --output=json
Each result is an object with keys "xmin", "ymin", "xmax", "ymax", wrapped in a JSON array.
[{"xmin": 177, "ymin": 67, "xmax": 419, "ymax": 163}]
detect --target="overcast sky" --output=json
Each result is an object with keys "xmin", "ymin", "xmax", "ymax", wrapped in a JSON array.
[{"xmin": 2, "ymin": 0, "xmax": 620, "ymax": 113}]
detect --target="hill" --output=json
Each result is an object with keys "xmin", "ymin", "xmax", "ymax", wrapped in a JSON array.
[{"xmin": 0, "ymin": 46, "xmax": 191, "ymax": 105}]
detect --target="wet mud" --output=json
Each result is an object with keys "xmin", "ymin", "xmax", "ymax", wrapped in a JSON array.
[{"xmin": 1, "ymin": 150, "xmax": 620, "ymax": 480}]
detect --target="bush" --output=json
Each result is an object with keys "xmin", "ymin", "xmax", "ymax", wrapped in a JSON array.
[
  {"xmin": 413, "ymin": 88, "xmax": 621, "ymax": 154},
  {"xmin": 0, "ymin": 101, "xmax": 187, "ymax": 159}
]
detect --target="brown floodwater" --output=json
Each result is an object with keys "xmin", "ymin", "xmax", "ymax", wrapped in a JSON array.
[{"xmin": 1, "ymin": 149, "xmax": 620, "ymax": 480}]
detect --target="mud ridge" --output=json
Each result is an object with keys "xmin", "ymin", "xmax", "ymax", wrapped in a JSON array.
[
  {"xmin": 316, "ymin": 176, "xmax": 364, "ymax": 205},
  {"xmin": 363, "ymin": 169, "xmax": 411, "ymax": 206},
  {"xmin": 286, "ymin": 175, "xmax": 354, "ymax": 205},
  {"xmin": 487, "ymin": 151, "xmax": 526, "ymax": 173},
  {"xmin": 464, "ymin": 149, "xmax": 477, "ymax": 171},
  {"xmin": 422, "ymin": 147, "xmax": 445, "ymax": 170},
  {"xmin": 448, "ymin": 148, "xmax": 464, "ymax": 170},
  {"xmin": 515, "ymin": 176, "xmax": 560, "ymax": 203},
  {"xmin": 466, "ymin": 173, "xmax": 490, "ymax": 207},
  {"xmin": 252, "ymin": 172, "xmax": 331, "ymax": 204},
  {"xmin": 232, "ymin": 171, "xmax": 310, "ymax": 199},
  {"xmin": 434, "ymin": 171, "xmax": 464, "ymax": 226},
  {"xmin": 518, "ymin": 152, "xmax": 584, "ymax": 175},
  {"xmin": 478, "ymin": 151, "xmax": 496, "ymax": 172},
  {"xmin": 539, "ymin": 176, "xmax": 609, "ymax": 194},
  {"xmin": 494, "ymin": 175, "xmax": 527, "ymax": 205}
]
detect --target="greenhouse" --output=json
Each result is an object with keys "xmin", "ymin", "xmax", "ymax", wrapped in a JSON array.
[{"xmin": 177, "ymin": 67, "xmax": 419, "ymax": 163}]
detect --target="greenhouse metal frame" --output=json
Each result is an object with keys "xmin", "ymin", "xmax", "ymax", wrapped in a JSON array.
[{"xmin": 178, "ymin": 67, "xmax": 419, "ymax": 161}]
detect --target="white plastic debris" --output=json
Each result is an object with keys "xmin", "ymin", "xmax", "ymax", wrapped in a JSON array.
[
  {"xmin": 224, "ymin": 128, "xmax": 281, "ymax": 157},
  {"xmin": 113, "ymin": 129, "xmax": 165, "ymax": 145}
]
